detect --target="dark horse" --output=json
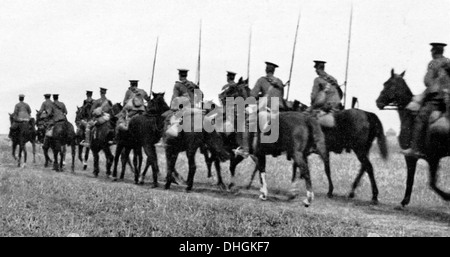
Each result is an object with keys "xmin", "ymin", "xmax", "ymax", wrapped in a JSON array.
[
  {"xmin": 116, "ymin": 92, "xmax": 171, "ymax": 186},
  {"xmin": 376, "ymin": 69, "xmax": 450, "ymax": 206},
  {"xmin": 163, "ymin": 107, "xmax": 231, "ymax": 191},
  {"xmin": 75, "ymin": 104, "xmax": 92, "ymax": 170},
  {"xmin": 90, "ymin": 103, "xmax": 122, "ymax": 177},
  {"xmin": 221, "ymin": 79, "xmax": 388, "ymax": 204},
  {"xmin": 9, "ymin": 114, "xmax": 36, "ymax": 167},
  {"xmin": 36, "ymin": 111, "xmax": 76, "ymax": 172}
]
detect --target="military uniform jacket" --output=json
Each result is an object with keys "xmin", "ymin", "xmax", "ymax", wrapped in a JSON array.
[
  {"xmin": 13, "ymin": 102, "xmax": 31, "ymax": 121},
  {"xmin": 250, "ymin": 76, "xmax": 286, "ymax": 110},
  {"xmin": 123, "ymin": 87, "xmax": 150, "ymax": 106},
  {"xmin": 90, "ymin": 97, "xmax": 113, "ymax": 115},
  {"xmin": 422, "ymin": 56, "xmax": 450, "ymax": 101},
  {"xmin": 83, "ymin": 98, "xmax": 94, "ymax": 107},
  {"xmin": 171, "ymin": 80, "xmax": 203, "ymax": 108},
  {"xmin": 52, "ymin": 101, "xmax": 67, "ymax": 122},
  {"xmin": 39, "ymin": 99, "xmax": 54, "ymax": 117},
  {"xmin": 311, "ymin": 72, "xmax": 342, "ymax": 108}
]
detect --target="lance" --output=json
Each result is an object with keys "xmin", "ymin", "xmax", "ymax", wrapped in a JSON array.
[
  {"xmin": 196, "ymin": 20, "xmax": 202, "ymax": 87},
  {"xmin": 149, "ymin": 36, "xmax": 159, "ymax": 99},
  {"xmin": 247, "ymin": 25, "xmax": 252, "ymax": 83},
  {"xmin": 343, "ymin": 3, "xmax": 353, "ymax": 109},
  {"xmin": 286, "ymin": 10, "xmax": 301, "ymax": 101}
]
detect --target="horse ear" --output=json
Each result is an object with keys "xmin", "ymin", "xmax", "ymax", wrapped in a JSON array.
[
  {"xmin": 238, "ymin": 77, "xmax": 243, "ymax": 83},
  {"xmin": 400, "ymin": 70, "xmax": 406, "ymax": 77},
  {"xmin": 152, "ymin": 92, "xmax": 156, "ymax": 98},
  {"xmin": 162, "ymin": 92, "xmax": 165, "ymax": 97},
  {"xmin": 391, "ymin": 68, "xmax": 395, "ymax": 77}
]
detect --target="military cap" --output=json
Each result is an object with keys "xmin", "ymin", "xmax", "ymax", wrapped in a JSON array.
[
  {"xmin": 44, "ymin": 94, "xmax": 51, "ymax": 98},
  {"xmin": 227, "ymin": 71, "xmax": 237, "ymax": 76},
  {"xmin": 129, "ymin": 80, "xmax": 139, "ymax": 86},
  {"xmin": 265, "ymin": 62, "xmax": 279, "ymax": 68},
  {"xmin": 313, "ymin": 60, "xmax": 327, "ymax": 68},
  {"xmin": 100, "ymin": 87, "xmax": 108, "ymax": 93},
  {"xmin": 178, "ymin": 69, "xmax": 189, "ymax": 76},
  {"xmin": 86, "ymin": 90, "xmax": 93, "ymax": 95},
  {"xmin": 430, "ymin": 43, "xmax": 447, "ymax": 47},
  {"xmin": 19, "ymin": 94, "xmax": 25, "ymax": 98},
  {"xmin": 53, "ymin": 94, "xmax": 59, "ymax": 97}
]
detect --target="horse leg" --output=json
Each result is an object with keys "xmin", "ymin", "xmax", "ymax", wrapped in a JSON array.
[
  {"xmin": 141, "ymin": 144, "xmax": 157, "ymax": 187},
  {"xmin": 291, "ymin": 151, "xmax": 314, "ymax": 207},
  {"xmin": 32, "ymin": 141, "xmax": 36, "ymax": 164},
  {"xmin": 23, "ymin": 142, "xmax": 28, "ymax": 167},
  {"xmin": 83, "ymin": 147, "xmax": 90, "ymax": 170},
  {"xmin": 17, "ymin": 143, "xmax": 23, "ymax": 167},
  {"xmin": 120, "ymin": 148, "xmax": 131, "ymax": 180},
  {"xmin": 112, "ymin": 144, "xmax": 123, "ymax": 180},
  {"xmin": 92, "ymin": 149, "xmax": 100, "ymax": 177},
  {"xmin": 104, "ymin": 146, "xmax": 114, "ymax": 178},
  {"xmin": 185, "ymin": 149, "xmax": 197, "ymax": 192},
  {"xmin": 78, "ymin": 145, "xmax": 83, "ymax": 162},
  {"xmin": 256, "ymin": 155, "xmax": 268, "ymax": 201},
  {"xmin": 229, "ymin": 155, "xmax": 243, "ymax": 190},
  {"xmin": 53, "ymin": 146, "xmax": 60, "ymax": 172},
  {"xmin": 133, "ymin": 147, "xmax": 143, "ymax": 184},
  {"xmin": 401, "ymin": 156, "xmax": 418, "ymax": 207},
  {"xmin": 214, "ymin": 158, "xmax": 226, "ymax": 190},
  {"xmin": 428, "ymin": 158, "xmax": 450, "ymax": 201},
  {"xmin": 320, "ymin": 150, "xmax": 333, "ymax": 198},
  {"xmin": 203, "ymin": 149, "xmax": 213, "ymax": 178},
  {"xmin": 12, "ymin": 142, "xmax": 17, "ymax": 160},
  {"xmin": 164, "ymin": 150, "xmax": 178, "ymax": 190},
  {"xmin": 59, "ymin": 145, "xmax": 65, "ymax": 172},
  {"xmin": 71, "ymin": 143, "xmax": 76, "ymax": 172}
]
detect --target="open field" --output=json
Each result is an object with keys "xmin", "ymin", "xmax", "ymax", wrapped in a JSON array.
[{"xmin": 0, "ymin": 134, "xmax": 449, "ymax": 237}]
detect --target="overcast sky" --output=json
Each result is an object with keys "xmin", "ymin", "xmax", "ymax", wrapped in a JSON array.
[{"xmin": 1, "ymin": 0, "xmax": 450, "ymax": 134}]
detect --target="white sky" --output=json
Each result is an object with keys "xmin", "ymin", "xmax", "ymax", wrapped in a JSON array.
[{"xmin": 1, "ymin": 0, "xmax": 450, "ymax": 134}]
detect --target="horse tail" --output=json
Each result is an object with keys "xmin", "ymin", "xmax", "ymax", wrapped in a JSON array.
[{"xmin": 368, "ymin": 112, "xmax": 388, "ymax": 160}]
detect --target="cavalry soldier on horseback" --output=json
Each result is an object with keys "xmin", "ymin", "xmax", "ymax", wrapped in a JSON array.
[
  {"xmin": 310, "ymin": 60, "xmax": 343, "ymax": 112},
  {"xmin": 37, "ymin": 94, "xmax": 54, "ymax": 131},
  {"xmin": 116, "ymin": 80, "xmax": 150, "ymax": 132},
  {"xmin": 9, "ymin": 94, "xmax": 32, "ymax": 139},
  {"xmin": 234, "ymin": 61, "xmax": 287, "ymax": 158},
  {"xmin": 45, "ymin": 94, "xmax": 68, "ymax": 137},
  {"xmin": 402, "ymin": 42, "xmax": 450, "ymax": 158},
  {"xmin": 164, "ymin": 69, "xmax": 203, "ymax": 138},
  {"xmin": 76, "ymin": 90, "xmax": 94, "ymax": 140},
  {"xmin": 221, "ymin": 71, "xmax": 237, "ymax": 91},
  {"xmin": 81, "ymin": 87, "xmax": 113, "ymax": 147}
]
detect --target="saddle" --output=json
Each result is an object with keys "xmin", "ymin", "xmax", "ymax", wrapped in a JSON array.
[{"xmin": 429, "ymin": 111, "xmax": 450, "ymax": 133}]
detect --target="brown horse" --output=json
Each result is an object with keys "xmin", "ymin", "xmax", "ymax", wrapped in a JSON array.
[
  {"xmin": 9, "ymin": 114, "xmax": 36, "ymax": 167},
  {"xmin": 376, "ymin": 69, "xmax": 450, "ymax": 206}
]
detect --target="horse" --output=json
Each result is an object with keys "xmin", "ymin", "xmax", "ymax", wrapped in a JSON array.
[
  {"xmin": 221, "ymin": 78, "xmax": 388, "ymax": 204},
  {"xmin": 75, "ymin": 104, "xmax": 92, "ymax": 170},
  {"xmin": 89, "ymin": 103, "xmax": 122, "ymax": 178},
  {"xmin": 8, "ymin": 114, "xmax": 36, "ymax": 167},
  {"xmin": 36, "ymin": 111, "xmax": 76, "ymax": 172},
  {"xmin": 163, "ymin": 106, "xmax": 231, "ymax": 192},
  {"xmin": 376, "ymin": 68, "xmax": 450, "ymax": 206},
  {"xmin": 118, "ymin": 92, "xmax": 171, "ymax": 186}
]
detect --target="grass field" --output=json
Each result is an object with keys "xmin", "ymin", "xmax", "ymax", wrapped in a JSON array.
[{"xmin": 0, "ymin": 134, "xmax": 449, "ymax": 237}]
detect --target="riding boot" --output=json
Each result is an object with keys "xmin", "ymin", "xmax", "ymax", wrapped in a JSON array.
[
  {"xmin": 401, "ymin": 117, "xmax": 426, "ymax": 158},
  {"xmin": 401, "ymin": 106, "xmax": 432, "ymax": 158}
]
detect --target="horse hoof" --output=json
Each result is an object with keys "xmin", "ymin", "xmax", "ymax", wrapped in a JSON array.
[
  {"xmin": 112, "ymin": 177, "xmax": 118, "ymax": 182},
  {"xmin": 164, "ymin": 184, "xmax": 170, "ymax": 190},
  {"xmin": 151, "ymin": 183, "xmax": 158, "ymax": 188},
  {"xmin": 348, "ymin": 192, "xmax": 355, "ymax": 199},
  {"xmin": 400, "ymin": 199, "xmax": 409, "ymax": 207},
  {"xmin": 139, "ymin": 181, "xmax": 145, "ymax": 185},
  {"xmin": 371, "ymin": 199, "xmax": 379, "ymax": 205},
  {"xmin": 83, "ymin": 165, "xmax": 87, "ymax": 171},
  {"xmin": 259, "ymin": 194, "xmax": 267, "ymax": 201},
  {"xmin": 303, "ymin": 199, "xmax": 311, "ymax": 207},
  {"xmin": 327, "ymin": 192, "xmax": 333, "ymax": 198}
]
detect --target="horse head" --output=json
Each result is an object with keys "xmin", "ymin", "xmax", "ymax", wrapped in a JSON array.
[
  {"xmin": 148, "ymin": 92, "xmax": 170, "ymax": 115},
  {"xmin": 218, "ymin": 77, "xmax": 251, "ymax": 106},
  {"xmin": 286, "ymin": 99, "xmax": 308, "ymax": 112},
  {"xmin": 111, "ymin": 103, "xmax": 123, "ymax": 117},
  {"xmin": 376, "ymin": 69, "xmax": 413, "ymax": 110}
]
